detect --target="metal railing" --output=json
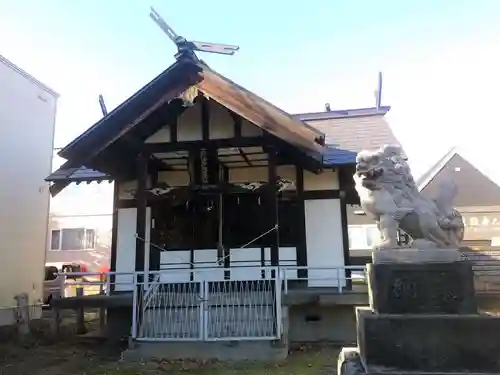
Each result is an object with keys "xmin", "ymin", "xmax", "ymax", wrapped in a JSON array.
[
  {"xmin": 56, "ymin": 260, "xmax": 500, "ymax": 298},
  {"xmin": 280, "ymin": 265, "xmax": 366, "ymax": 294},
  {"xmin": 54, "ymin": 271, "xmax": 136, "ymax": 298},
  {"xmin": 132, "ymin": 268, "xmax": 282, "ymax": 342}
]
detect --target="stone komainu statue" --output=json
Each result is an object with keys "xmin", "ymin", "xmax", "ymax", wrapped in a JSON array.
[{"xmin": 353, "ymin": 145, "xmax": 464, "ymax": 250}]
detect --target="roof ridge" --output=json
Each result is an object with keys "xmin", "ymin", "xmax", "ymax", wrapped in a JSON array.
[{"xmin": 417, "ymin": 147, "xmax": 458, "ymax": 191}]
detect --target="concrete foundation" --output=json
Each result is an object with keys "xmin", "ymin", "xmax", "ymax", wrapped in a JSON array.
[
  {"xmin": 288, "ymin": 305, "xmax": 357, "ymax": 344},
  {"xmin": 107, "ymin": 306, "xmax": 132, "ymax": 342}
]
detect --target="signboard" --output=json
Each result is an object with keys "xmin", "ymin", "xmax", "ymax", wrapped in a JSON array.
[{"xmin": 462, "ymin": 212, "xmax": 500, "ymax": 241}]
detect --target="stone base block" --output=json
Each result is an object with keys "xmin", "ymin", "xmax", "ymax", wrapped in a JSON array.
[
  {"xmin": 337, "ymin": 347, "xmax": 366, "ymax": 375},
  {"xmin": 356, "ymin": 307, "xmax": 500, "ymax": 373},
  {"xmin": 367, "ymin": 261, "xmax": 477, "ymax": 314},
  {"xmin": 372, "ymin": 248, "xmax": 461, "ymax": 264}
]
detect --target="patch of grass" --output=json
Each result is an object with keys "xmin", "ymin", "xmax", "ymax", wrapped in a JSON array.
[
  {"xmin": 90, "ymin": 345, "xmax": 340, "ymax": 375},
  {"xmin": 0, "ymin": 339, "xmax": 340, "ymax": 375}
]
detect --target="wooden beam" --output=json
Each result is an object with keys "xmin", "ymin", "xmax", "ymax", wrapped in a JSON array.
[
  {"xmin": 144, "ymin": 137, "xmax": 266, "ymax": 153},
  {"xmin": 135, "ymin": 154, "xmax": 148, "ymax": 277},
  {"xmin": 338, "ymin": 167, "xmax": 352, "ymax": 289},
  {"xmin": 169, "ymin": 115, "xmax": 178, "ymax": 143},
  {"xmin": 207, "ymin": 147, "xmax": 219, "ymax": 184},
  {"xmin": 267, "ymin": 147, "xmax": 279, "ymax": 267},
  {"xmin": 238, "ymin": 148, "xmax": 252, "ymax": 167},
  {"xmin": 201, "ymin": 96, "xmax": 210, "ymax": 141},
  {"xmin": 188, "ymin": 149, "xmax": 202, "ymax": 185},
  {"xmin": 228, "ymin": 110, "xmax": 242, "ymax": 138}
]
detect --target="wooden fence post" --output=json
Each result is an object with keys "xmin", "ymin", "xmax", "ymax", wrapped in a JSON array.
[
  {"xmin": 13, "ymin": 293, "xmax": 30, "ymax": 339},
  {"xmin": 50, "ymin": 304, "xmax": 61, "ymax": 338},
  {"xmin": 99, "ymin": 273, "xmax": 106, "ymax": 333},
  {"xmin": 75, "ymin": 287, "xmax": 87, "ymax": 334}
]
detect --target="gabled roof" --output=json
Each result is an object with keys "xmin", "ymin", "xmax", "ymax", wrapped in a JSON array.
[
  {"xmin": 417, "ymin": 147, "xmax": 457, "ymax": 191},
  {"xmin": 294, "ymin": 106, "xmax": 406, "ymax": 158},
  {"xmin": 48, "ymin": 104, "xmax": 388, "ymax": 190},
  {"xmin": 418, "ymin": 148, "xmax": 500, "ymax": 207},
  {"xmin": 58, "ymin": 57, "xmax": 325, "ymax": 167}
]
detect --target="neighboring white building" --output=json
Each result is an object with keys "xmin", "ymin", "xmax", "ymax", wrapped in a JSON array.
[{"xmin": 0, "ymin": 54, "xmax": 58, "ymax": 325}]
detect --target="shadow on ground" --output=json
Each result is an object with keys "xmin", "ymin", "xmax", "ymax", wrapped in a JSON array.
[{"xmin": 0, "ymin": 319, "xmax": 340, "ymax": 375}]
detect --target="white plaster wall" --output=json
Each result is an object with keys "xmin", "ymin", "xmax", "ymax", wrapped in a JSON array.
[
  {"xmin": 0, "ymin": 56, "xmax": 58, "ymax": 325},
  {"xmin": 304, "ymin": 169, "xmax": 339, "ymax": 191},
  {"xmin": 115, "ymin": 207, "xmax": 151, "ymax": 291},
  {"xmin": 305, "ymin": 199, "xmax": 346, "ymax": 287},
  {"xmin": 145, "ymin": 99, "xmax": 262, "ymax": 143}
]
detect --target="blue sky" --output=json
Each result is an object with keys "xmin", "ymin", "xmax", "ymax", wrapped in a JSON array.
[{"xmin": 1, "ymin": 0, "xmax": 499, "ymax": 214}]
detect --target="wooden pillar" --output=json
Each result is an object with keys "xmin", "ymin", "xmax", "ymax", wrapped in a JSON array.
[
  {"xmin": 221, "ymin": 166, "xmax": 231, "ymax": 280},
  {"xmin": 295, "ymin": 166, "xmax": 308, "ymax": 279},
  {"xmin": 338, "ymin": 167, "xmax": 352, "ymax": 289},
  {"xmin": 109, "ymin": 181, "xmax": 119, "ymax": 294},
  {"xmin": 135, "ymin": 154, "xmax": 148, "ymax": 279},
  {"xmin": 149, "ymin": 169, "xmax": 160, "ymax": 277},
  {"xmin": 267, "ymin": 147, "xmax": 279, "ymax": 267}
]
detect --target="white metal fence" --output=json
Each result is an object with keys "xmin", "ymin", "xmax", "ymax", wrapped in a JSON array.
[{"xmin": 133, "ymin": 268, "xmax": 282, "ymax": 342}]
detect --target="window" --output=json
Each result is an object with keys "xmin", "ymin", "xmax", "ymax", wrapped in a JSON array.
[
  {"xmin": 366, "ymin": 227, "xmax": 380, "ymax": 248},
  {"xmin": 50, "ymin": 228, "xmax": 96, "ymax": 251},
  {"xmin": 50, "ymin": 230, "xmax": 61, "ymax": 250},
  {"xmin": 348, "ymin": 225, "xmax": 380, "ymax": 250}
]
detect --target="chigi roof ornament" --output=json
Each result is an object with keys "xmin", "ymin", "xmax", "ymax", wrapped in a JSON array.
[{"xmin": 149, "ymin": 7, "xmax": 240, "ymax": 61}]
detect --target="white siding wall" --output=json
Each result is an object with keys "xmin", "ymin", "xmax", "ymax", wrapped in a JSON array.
[{"xmin": 0, "ymin": 56, "xmax": 57, "ymax": 325}]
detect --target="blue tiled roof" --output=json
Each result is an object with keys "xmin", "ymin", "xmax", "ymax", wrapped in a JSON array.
[{"xmin": 323, "ymin": 145, "xmax": 357, "ymax": 166}]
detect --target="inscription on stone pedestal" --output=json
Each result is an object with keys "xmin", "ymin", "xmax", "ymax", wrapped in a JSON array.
[{"xmin": 368, "ymin": 262, "xmax": 477, "ymax": 314}]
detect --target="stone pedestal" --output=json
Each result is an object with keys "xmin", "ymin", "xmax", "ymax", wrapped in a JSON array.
[
  {"xmin": 338, "ymin": 251, "xmax": 500, "ymax": 375},
  {"xmin": 357, "ymin": 308, "xmax": 500, "ymax": 373},
  {"xmin": 367, "ymin": 262, "xmax": 477, "ymax": 314},
  {"xmin": 372, "ymin": 248, "xmax": 461, "ymax": 264}
]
